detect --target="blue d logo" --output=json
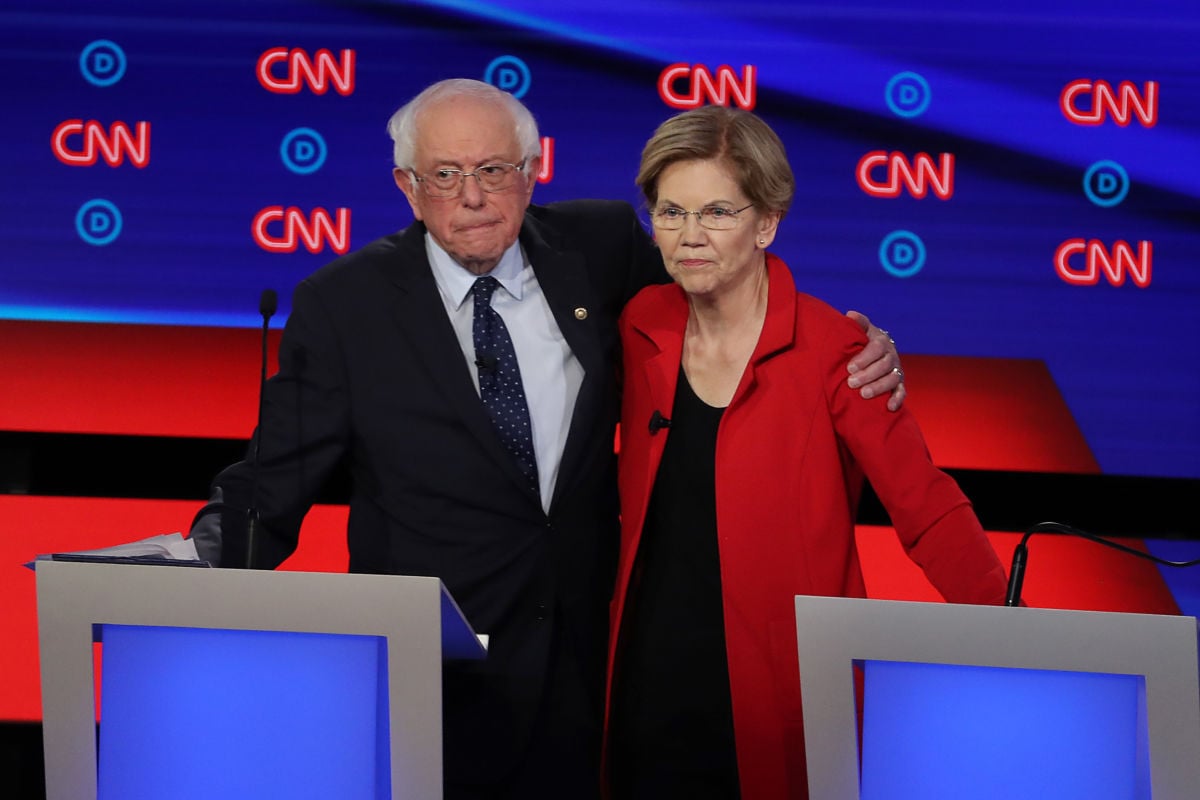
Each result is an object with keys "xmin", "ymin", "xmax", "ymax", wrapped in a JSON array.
[
  {"xmin": 76, "ymin": 199, "xmax": 123, "ymax": 246},
  {"xmin": 484, "ymin": 56, "xmax": 532, "ymax": 99},
  {"xmin": 879, "ymin": 230, "xmax": 927, "ymax": 278},
  {"xmin": 1083, "ymin": 161, "xmax": 1129, "ymax": 208},
  {"xmin": 80, "ymin": 40, "xmax": 127, "ymax": 87},
  {"xmin": 885, "ymin": 72, "xmax": 931, "ymax": 118},
  {"xmin": 281, "ymin": 128, "xmax": 327, "ymax": 175}
]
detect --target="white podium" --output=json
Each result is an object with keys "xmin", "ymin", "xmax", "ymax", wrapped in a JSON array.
[
  {"xmin": 36, "ymin": 560, "xmax": 485, "ymax": 800},
  {"xmin": 795, "ymin": 596, "xmax": 1200, "ymax": 800}
]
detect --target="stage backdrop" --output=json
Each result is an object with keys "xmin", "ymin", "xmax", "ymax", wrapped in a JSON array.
[
  {"xmin": 2, "ymin": 0, "xmax": 1198, "ymax": 724},
  {"xmin": 2, "ymin": 0, "xmax": 1197, "ymax": 479}
]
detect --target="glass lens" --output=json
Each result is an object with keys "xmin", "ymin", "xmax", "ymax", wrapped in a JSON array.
[
  {"xmin": 429, "ymin": 169, "xmax": 461, "ymax": 194},
  {"xmin": 476, "ymin": 164, "xmax": 515, "ymax": 190},
  {"xmin": 653, "ymin": 206, "xmax": 742, "ymax": 230},
  {"xmin": 702, "ymin": 207, "xmax": 738, "ymax": 229},
  {"xmin": 419, "ymin": 163, "xmax": 519, "ymax": 197}
]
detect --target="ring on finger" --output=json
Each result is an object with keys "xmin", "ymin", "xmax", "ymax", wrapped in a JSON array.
[{"xmin": 891, "ymin": 366, "xmax": 904, "ymax": 381}]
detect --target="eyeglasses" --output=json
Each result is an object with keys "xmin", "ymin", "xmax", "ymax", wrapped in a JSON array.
[
  {"xmin": 411, "ymin": 161, "xmax": 527, "ymax": 198},
  {"xmin": 650, "ymin": 203, "xmax": 754, "ymax": 230}
]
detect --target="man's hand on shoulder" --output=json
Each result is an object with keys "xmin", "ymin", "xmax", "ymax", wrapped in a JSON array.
[{"xmin": 845, "ymin": 310, "xmax": 906, "ymax": 412}]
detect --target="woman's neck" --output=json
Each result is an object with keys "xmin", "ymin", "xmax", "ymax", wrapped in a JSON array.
[
  {"xmin": 685, "ymin": 258, "xmax": 770, "ymax": 342},
  {"xmin": 682, "ymin": 262, "xmax": 770, "ymax": 407}
]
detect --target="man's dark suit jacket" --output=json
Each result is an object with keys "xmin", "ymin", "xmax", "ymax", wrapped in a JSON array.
[{"xmin": 193, "ymin": 199, "xmax": 665, "ymax": 788}]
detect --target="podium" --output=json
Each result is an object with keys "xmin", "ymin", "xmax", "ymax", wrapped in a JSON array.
[
  {"xmin": 794, "ymin": 596, "xmax": 1200, "ymax": 800},
  {"xmin": 35, "ymin": 560, "xmax": 485, "ymax": 800}
]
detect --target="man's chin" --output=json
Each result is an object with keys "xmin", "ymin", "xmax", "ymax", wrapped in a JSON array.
[
  {"xmin": 452, "ymin": 250, "xmax": 505, "ymax": 275},
  {"xmin": 446, "ymin": 237, "xmax": 511, "ymax": 275}
]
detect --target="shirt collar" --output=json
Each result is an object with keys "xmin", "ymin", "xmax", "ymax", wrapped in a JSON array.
[{"xmin": 425, "ymin": 233, "xmax": 526, "ymax": 310}]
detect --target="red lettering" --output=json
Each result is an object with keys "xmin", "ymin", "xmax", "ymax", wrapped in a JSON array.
[
  {"xmin": 658, "ymin": 64, "xmax": 757, "ymax": 110},
  {"xmin": 253, "ymin": 206, "xmax": 351, "ymax": 254},
  {"xmin": 1054, "ymin": 239, "xmax": 1152, "ymax": 287},
  {"xmin": 51, "ymin": 120, "xmax": 150, "ymax": 168},
  {"xmin": 1060, "ymin": 80, "xmax": 1157, "ymax": 127},
  {"xmin": 856, "ymin": 151, "xmax": 954, "ymax": 199},
  {"xmin": 257, "ymin": 48, "xmax": 356, "ymax": 96},
  {"xmin": 537, "ymin": 136, "xmax": 554, "ymax": 184}
]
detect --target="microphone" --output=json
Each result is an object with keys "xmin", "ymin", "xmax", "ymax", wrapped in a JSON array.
[
  {"xmin": 475, "ymin": 355, "xmax": 496, "ymax": 370},
  {"xmin": 246, "ymin": 288, "xmax": 277, "ymax": 569},
  {"xmin": 1005, "ymin": 521, "xmax": 1200, "ymax": 606},
  {"xmin": 649, "ymin": 410, "xmax": 671, "ymax": 435},
  {"xmin": 260, "ymin": 287, "xmax": 278, "ymax": 319}
]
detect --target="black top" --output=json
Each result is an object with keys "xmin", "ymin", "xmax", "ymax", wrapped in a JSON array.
[{"xmin": 609, "ymin": 367, "xmax": 740, "ymax": 799}]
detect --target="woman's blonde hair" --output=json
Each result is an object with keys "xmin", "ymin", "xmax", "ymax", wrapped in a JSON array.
[{"xmin": 636, "ymin": 105, "xmax": 795, "ymax": 218}]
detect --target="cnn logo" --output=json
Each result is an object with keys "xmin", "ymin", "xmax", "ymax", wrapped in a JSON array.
[
  {"xmin": 658, "ymin": 63, "xmax": 756, "ymax": 110},
  {"xmin": 253, "ymin": 207, "xmax": 351, "ymax": 255},
  {"xmin": 857, "ymin": 151, "xmax": 955, "ymax": 200},
  {"xmin": 1054, "ymin": 239, "xmax": 1152, "ymax": 288},
  {"xmin": 1060, "ymin": 80, "xmax": 1157, "ymax": 127},
  {"xmin": 52, "ymin": 120, "xmax": 150, "ymax": 168},
  {"xmin": 257, "ymin": 48, "xmax": 356, "ymax": 96}
]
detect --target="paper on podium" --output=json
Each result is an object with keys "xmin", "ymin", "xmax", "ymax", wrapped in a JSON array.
[{"xmin": 27, "ymin": 532, "xmax": 210, "ymax": 569}]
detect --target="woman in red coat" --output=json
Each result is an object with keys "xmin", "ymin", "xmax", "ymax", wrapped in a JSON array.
[{"xmin": 604, "ymin": 106, "xmax": 1010, "ymax": 799}]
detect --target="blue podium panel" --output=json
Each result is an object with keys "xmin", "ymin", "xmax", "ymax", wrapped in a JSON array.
[
  {"xmin": 861, "ymin": 660, "xmax": 1148, "ymax": 800},
  {"xmin": 97, "ymin": 624, "xmax": 390, "ymax": 800}
]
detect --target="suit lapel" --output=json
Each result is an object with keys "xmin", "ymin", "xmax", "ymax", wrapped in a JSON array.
[
  {"xmin": 519, "ymin": 217, "xmax": 607, "ymax": 509},
  {"xmin": 627, "ymin": 262, "xmax": 797, "ymax": 500},
  {"xmin": 629, "ymin": 285, "xmax": 687, "ymax": 502},
  {"xmin": 728, "ymin": 254, "xmax": 798, "ymax": 412},
  {"xmin": 377, "ymin": 223, "xmax": 534, "ymax": 495}
]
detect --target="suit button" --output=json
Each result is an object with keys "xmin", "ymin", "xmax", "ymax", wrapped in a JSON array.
[{"xmin": 536, "ymin": 603, "xmax": 547, "ymax": 621}]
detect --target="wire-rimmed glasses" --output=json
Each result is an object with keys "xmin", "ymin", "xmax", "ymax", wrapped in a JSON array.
[
  {"xmin": 650, "ymin": 203, "xmax": 754, "ymax": 230},
  {"xmin": 411, "ymin": 161, "xmax": 527, "ymax": 198}
]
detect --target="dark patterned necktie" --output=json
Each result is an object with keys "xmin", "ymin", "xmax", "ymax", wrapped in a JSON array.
[{"xmin": 471, "ymin": 276, "xmax": 539, "ymax": 496}]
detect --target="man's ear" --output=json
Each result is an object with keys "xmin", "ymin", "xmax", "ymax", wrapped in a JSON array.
[
  {"xmin": 523, "ymin": 156, "xmax": 542, "ymax": 197},
  {"xmin": 394, "ymin": 168, "xmax": 423, "ymax": 220}
]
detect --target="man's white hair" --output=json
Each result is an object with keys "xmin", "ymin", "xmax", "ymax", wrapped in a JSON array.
[{"xmin": 387, "ymin": 78, "xmax": 541, "ymax": 171}]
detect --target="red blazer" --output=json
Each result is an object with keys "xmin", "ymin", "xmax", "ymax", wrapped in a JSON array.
[{"xmin": 607, "ymin": 254, "xmax": 1008, "ymax": 799}]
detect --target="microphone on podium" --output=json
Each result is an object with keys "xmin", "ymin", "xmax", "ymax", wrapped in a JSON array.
[
  {"xmin": 1004, "ymin": 520, "xmax": 1200, "ymax": 607},
  {"xmin": 245, "ymin": 289, "xmax": 278, "ymax": 569}
]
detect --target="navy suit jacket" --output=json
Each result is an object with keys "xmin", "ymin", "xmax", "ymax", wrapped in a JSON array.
[{"xmin": 195, "ymin": 199, "xmax": 665, "ymax": 782}]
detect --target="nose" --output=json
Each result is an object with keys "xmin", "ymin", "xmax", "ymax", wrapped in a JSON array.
[
  {"xmin": 459, "ymin": 173, "xmax": 486, "ymax": 207},
  {"xmin": 679, "ymin": 213, "xmax": 707, "ymax": 242}
]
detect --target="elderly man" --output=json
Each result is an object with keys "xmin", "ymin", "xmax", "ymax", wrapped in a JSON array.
[{"xmin": 190, "ymin": 78, "xmax": 902, "ymax": 799}]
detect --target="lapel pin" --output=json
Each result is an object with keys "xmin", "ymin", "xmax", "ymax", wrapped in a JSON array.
[{"xmin": 574, "ymin": 307, "xmax": 588, "ymax": 320}]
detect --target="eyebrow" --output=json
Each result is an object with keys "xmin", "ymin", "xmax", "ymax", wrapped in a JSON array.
[
  {"xmin": 422, "ymin": 154, "xmax": 518, "ymax": 169},
  {"xmin": 656, "ymin": 198, "xmax": 744, "ymax": 207}
]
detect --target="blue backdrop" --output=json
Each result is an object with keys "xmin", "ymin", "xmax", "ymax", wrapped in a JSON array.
[{"xmin": 2, "ymin": 0, "xmax": 1197, "ymax": 479}]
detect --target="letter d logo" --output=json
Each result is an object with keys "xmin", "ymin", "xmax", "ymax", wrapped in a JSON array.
[
  {"xmin": 75, "ymin": 199, "xmax": 123, "ymax": 246},
  {"xmin": 484, "ymin": 56, "xmax": 531, "ymax": 98}
]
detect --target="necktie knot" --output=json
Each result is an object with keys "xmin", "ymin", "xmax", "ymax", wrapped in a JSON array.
[{"xmin": 472, "ymin": 276, "xmax": 501, "ymax": 306}]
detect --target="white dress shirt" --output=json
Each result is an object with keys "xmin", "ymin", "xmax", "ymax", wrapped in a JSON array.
[{"xmin": 425, "ymin": 234, "xmax": 583, "ymax": 513}]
